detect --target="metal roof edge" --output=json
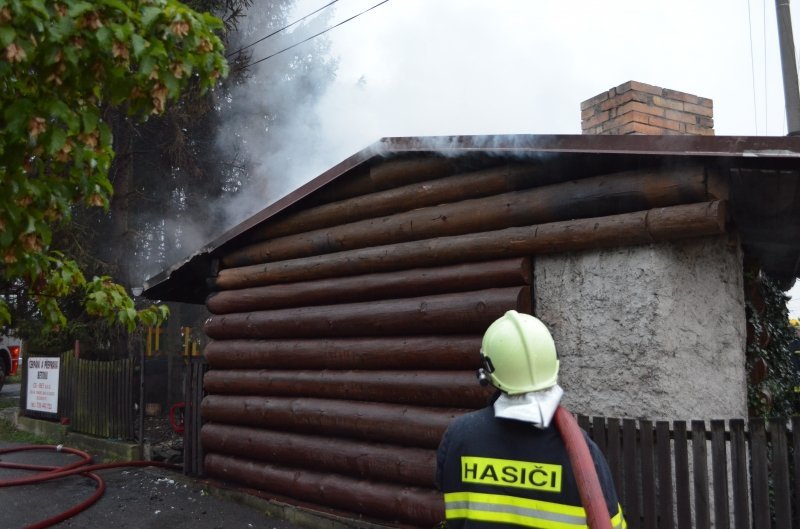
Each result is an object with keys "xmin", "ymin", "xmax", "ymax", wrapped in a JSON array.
[{"xmin": 380, "ymin": 134, "xmax": 800, "ymax": 157}]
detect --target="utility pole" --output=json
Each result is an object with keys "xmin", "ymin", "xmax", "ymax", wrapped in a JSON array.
[{"xmin": 775, "ymin": 0, "xmax": 800, "ymax": 135}]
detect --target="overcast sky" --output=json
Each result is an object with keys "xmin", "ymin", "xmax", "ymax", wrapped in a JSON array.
[{"xmin": 230, "ymin": 0, "xmax": 800, "ymax": 316}]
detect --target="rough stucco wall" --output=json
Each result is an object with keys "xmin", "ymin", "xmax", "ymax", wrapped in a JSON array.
[{"xmin": 534, "ymin": 235, "xmax": 746, "ymax": 420}]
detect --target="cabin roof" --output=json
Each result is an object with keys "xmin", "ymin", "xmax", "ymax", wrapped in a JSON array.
[{"xmin": 143, "ymin": 134, "xmax": 800, "ymax": 303}]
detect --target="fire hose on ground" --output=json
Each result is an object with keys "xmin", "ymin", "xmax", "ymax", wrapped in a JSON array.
[{"xmin": 0, "ymin": 444, "xmax": 179, "ymax": 529}]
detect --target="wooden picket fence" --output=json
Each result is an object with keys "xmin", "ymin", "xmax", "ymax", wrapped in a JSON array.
[
  {"xmin": 182, "ymin": 357, "xmax": 207, "ymax": 476},
  {"xmin": 578, "ymin": 415, "xmax": 799, "ymax": 529},
  {"xmin": 58, "ymin": 353, "xmax": 136, "ymax": 440}
]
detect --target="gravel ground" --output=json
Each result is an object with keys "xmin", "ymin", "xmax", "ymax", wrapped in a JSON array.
[
  {"xmin": 0, "ymin": 393, "xmax": 305, "ymax": 529},
  {"xmin": 0, "ymin": 442, "xmax": 305, "ymax": 529}
]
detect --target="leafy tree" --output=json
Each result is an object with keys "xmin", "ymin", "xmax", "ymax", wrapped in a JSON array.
[
  {"xmin": 746, "ymin": 270, "xmax": 798, "ymax": 417},
  {"xmin": 0, "ymin": 0, "xmax": 229, "ymax": 332}
]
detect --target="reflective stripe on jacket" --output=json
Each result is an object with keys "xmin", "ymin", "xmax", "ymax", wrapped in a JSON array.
[{"xmin": 436, "ymin": 407, "xmax": 625, "ymax": 529}]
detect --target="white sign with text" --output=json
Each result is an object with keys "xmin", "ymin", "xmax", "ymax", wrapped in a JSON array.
[{"xmin": 26, "ymin": 357, "xmax": 60, "ymax": 415}]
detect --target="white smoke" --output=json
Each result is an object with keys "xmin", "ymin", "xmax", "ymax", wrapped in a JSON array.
[{"xmin": 213, "ymin": 2, "xmax": 342, "ymax": 230}]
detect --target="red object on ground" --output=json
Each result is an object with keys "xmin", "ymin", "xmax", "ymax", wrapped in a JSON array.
[
  {"xmin": 169, "ymin": 401, "xmax": 186, "ymax": 435},
  {"xmin": 554, "ymin": 406, "xmax": 613, "ymax": 529},
  {"xmin": 0, "ymin": 444, "xmax": 177, "ymax": 529}
]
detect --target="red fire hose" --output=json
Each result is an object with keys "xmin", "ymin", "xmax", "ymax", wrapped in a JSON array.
[
  {"xmin": 0, "ymin": 444, "xmax": 178, "ymax": 529},
  {"xmin": 554, "ymin": 406, "xmax": 613, "ymax": 529}
]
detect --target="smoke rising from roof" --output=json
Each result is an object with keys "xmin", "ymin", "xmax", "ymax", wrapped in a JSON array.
[{"xmin": 211, "ymin": 3, "xmax": 340, "ymax": 234}]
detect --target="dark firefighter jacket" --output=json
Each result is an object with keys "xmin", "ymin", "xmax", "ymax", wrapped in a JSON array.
[{"xmin": 436, "ymin": 406, "xmax": 625, "ymax": 529}]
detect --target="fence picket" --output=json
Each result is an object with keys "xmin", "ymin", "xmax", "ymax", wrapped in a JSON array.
[
  {"xmin": 771, "ymin": 419, "xmax": 791, "ymax": 528},
  {"xmin": 710, "ymin": 420, "xmax": 730, "ymax": 529},
  {"xmin": 728, "ymin": 419, "xmax": 750, "ymax": 529},
  {"xmin": 673, "ymin": 421, "xmax": 691, "ymax": 529},
  {"xmin": 691, "ymin": 421, "xmax": 711, "ymax": 529},
  {"xmin": 183, "ymin": 359, "xmax": 207, "ymax": 477},
  {"xmin": 607, "ymin": 418, "xmax": 622, "ymax": 498},
  {"xmin": 640, "ymin": 420, "xmax": 656, "ymax": 529},
  {"xmin": 793, "ymin": 416, "xmax": 800, "ymax": 529},
  {"xmin": 623, "ymin": 418, "xmax": 640, "ymax": 528},
  {"xmin": 578, "ymin": 414, "xmax": 590, "ymax": 433},
  {"xmin": 593, "ymin": 416, "xmax": 607, "ymax": 455},
  {"xmin": 750, "ymin": 418, "xmax": 770, "ymax": 529},
  {"xmin": 655, "ymin": 421, "xmax": 673, "ymax": 529}
]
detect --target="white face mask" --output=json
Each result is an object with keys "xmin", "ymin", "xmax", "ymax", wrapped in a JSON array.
[{"xmin": 493, "ymin": 384, "xmax": 564, "ymax": 429}]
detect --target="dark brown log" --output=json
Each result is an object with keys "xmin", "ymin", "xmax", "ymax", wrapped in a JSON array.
[
  {"xmin": 239, "ymin": 164, "xmax": 542, "ymax": 243},
  {"xmin": 207, "ymin": 258, "xmax": 530, "ymax": 314},
  {"xmin": 201, "ymin": 395, "xmax": 463, "ymax": 448},
  {"xmin": 204, "ymin": 454, "xmax": 443, "ymax": 527},
  {"xmin": 204, "ymin": 287, "xmax": 528, "ymax": 340},
  {"xmin": 203, "ymin": 336, "xmax": 483, "ymax": 370},
  {"xmin": 203, "ymin": 370, "xmax": 493, "ymax": 408},
  {"xmin": 201, "ymin": 423, "xmax": 436, "ymax": 487},
  {"xmin": 222, "ymin": 165, "xmax": 710, "ymax": 267},
  {"xmin": 304, "ymin": 155, "xmax": 459, "ymax": 206},
  {"xmin": 211, "ymin": 201, "xmax": 727, "ymax": 290}
]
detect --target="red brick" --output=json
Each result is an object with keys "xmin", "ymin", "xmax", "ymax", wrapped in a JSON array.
[
  {"xmin": 611, "ymin": 121, "xmax": 667, "ymax": 135},
  {"xmin": 665, "ymin": 109, "xmax": 699, "ymax": 125},
  {"xmin": 685, "ymin": 123, "xmax": 715, "ymax": 135},
  {"xmin": 617, "ymin": 100, "xmax": 665, "ymax": 117},
  {"xmin": 582, "ymin": 110, "xmax": 609, "ymax": 129},
  {"xmin": 598, "ymin": 90, "xmax": 650, "ymax": 112},
  {"xmin": 684, "ymin": 102, "xmax": 714, "ymax": 118},
  {"xmin": 616, "ymin": 80, "xmax": 664, "ymax": 97},
  {"xmin": 581, "ymin": 107, "xmax": 596, "ymax": 120},
  {"xmin": 580, "ymin": 90, "xmax": 610, "ymax": 111},
  {"xmin": 696, "ymin": 116, "xmax": 714, "ymax": 129},
  {"xmin": 600, "ymin": 112, "xmax": 644, "ymax": 132},
  {"xmin": 651, "ymin": 95, "xmax": 684, "ymax": 112},
  {"xmin": 647, "ymin": 115, "xmax": 682, "ymax": 131},
  {"xmin": 663, "ymin": 88, "xmax": 703, "ymax": 105}
]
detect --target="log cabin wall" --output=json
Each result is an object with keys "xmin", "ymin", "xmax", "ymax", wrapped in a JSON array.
[{"xmin": 201, "ymin": 153, "xmax": 728, "ymax": 527}]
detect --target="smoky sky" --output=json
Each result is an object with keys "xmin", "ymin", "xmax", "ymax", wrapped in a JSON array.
[
  {"xmin": 228, "ymin": 0, "xmax": 797, "ymax": 205},
  {"xmin": 213, "ymin": 0, "xmax": 800, "ymax": 313}
]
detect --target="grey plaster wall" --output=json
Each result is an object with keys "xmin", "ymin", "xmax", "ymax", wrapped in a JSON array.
[{"xmin": 533, "ymin": 235, "xmax": 746, "ymax": 420}]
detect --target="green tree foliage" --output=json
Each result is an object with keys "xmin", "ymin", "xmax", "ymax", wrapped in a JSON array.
[
  {"xmin": 746, "ymin": 271, "xmax": 798, "ymax": 418},
  {"xmin": 0, "ymin": 0, "xmax": 229, "ymax": 332}
]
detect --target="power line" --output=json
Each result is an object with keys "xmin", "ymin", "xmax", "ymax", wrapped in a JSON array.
[
  {"xmin": 234, "ymin": 0, "xmax": 391, "ymax": 73},
  {"xmin": 763, "ymin": 0, "xmax": 768, "ymax": 133},
  {"xmin": 747, "ymin": 0, "xmax": 760, "ymax": 133},
  {"xmin": 226, "ymin": 0, "xmax": 341, "ymax": 58}
]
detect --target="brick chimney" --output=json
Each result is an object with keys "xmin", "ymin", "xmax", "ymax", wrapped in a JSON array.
[{"xmin": 580, "ymin": 81, "xmax": 714, "ymax": 135}]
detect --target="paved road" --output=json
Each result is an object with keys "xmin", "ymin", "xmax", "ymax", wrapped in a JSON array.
[
  {"xmin": 0, "ymin": 442, "xmax": 306, "ymax": 529},
  {"xmin": 1, "ymin": 382, "xmax": 21, "ymax": 398}
]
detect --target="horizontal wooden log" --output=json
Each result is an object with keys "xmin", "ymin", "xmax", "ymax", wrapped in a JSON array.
[
  {"xmin": 239, "ymin": 164, "xmax": 542, "ymax": 244},
  {"xmin": 201, "ymin": 395, "xmax": 463, "ymax": 448},
  {"xmin": 204, "ymin": 370, "xmax": 493, "ymax": 408},
  {"xmin": 204, "ymin": 287, "xmax": 529, "ymax": 340},
  {"xmin": 207, "ymin": 257, "xmax": 530, "ymax": 314},
  {"xmin": 202, "ymin": 423, "xmax": 437, "ymax": 487},
  {"xmin": 305, "ymin": 156, "xmax": 460, "ymax": 206},
  {"xmin": 222, "ymin": 165, "xmax": 711, "ymax": 267},
  {"xmin": 204, "ymin": 454, "xmax": 443, "ymax": 527},
  {"xmin": 211, "ymin": 201, "xmax": 727, "ymax": 290},
  {"xmin": 204, "ymin": 336, "xmax": 483, "ymax": 370}
]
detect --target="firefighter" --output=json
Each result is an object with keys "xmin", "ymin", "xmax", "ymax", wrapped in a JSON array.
[{"xmin": 435, "ymin": 310, "xmax": 625, "ymax": 529}]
